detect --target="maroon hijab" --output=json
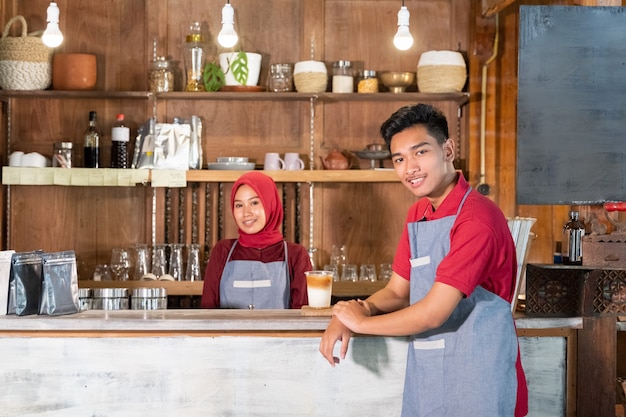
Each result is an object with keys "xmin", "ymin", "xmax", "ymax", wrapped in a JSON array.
[{"xmin": 231, "ymin": 172, "xmax": 284, "ymax": 248}]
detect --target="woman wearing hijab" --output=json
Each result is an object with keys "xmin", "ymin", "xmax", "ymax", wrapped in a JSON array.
[{"xmin": 201, "ymin": 172, "xmax": 311, "ymax": 309}]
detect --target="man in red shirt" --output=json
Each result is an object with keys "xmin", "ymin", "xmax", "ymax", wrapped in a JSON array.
[{"xmin": 319, "ymin": 103, "xmax": 528, "ymax": 416}]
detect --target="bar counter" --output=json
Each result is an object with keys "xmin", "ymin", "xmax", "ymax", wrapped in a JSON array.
[
  {"xmin": 0, "ymin": 310, "xmax": 581, "ymax": 417},
  {"xmin": 0, "ymin": 309, "xmax": 580, "ymax": 332}
]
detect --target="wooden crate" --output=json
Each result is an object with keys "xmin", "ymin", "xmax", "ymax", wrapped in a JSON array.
[{"xmin": 583, "ymin": 234, "xmax": 626, "ymax": 268}]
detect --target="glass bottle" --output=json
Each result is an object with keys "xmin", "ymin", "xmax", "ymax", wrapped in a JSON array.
[
  {"xmin": 111, "ymin": 113, "xmax": 130, "ymax": 168},
  {"xmin": 184, "ymin": 22, "xmax": 206, "ymax": 92},
  {"xmin": 563, "ymin": 211, "xmax": 585, "ymax": 265},
  {"xmin": 83, "ymin": 110, "xmax": 101, "ymax": 168}
]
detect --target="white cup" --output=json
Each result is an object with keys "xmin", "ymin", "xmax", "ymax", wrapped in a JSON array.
[
  {"xmin": 264, "ymin": 152, "xmax": 285, "ymax": 170},
  {"xmin": 284, "ymin": 152, "xmax": 305, "ymax": 170}
]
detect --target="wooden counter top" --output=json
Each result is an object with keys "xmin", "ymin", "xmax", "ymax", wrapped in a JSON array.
[{"xmin": 0, "ymin": 309, "xmax": 583, "ymax": 334}]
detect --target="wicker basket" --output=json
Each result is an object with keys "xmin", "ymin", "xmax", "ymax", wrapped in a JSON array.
[
  {"xmin": 294, "ymin": 72, "xmax": 327, "ymax": 93},
  {"xmin": 0, "ymin": 16, "xmax": 52, "ymax": 90},
  {"xmin": 417, "ymin": 65, "xmax": 466, "ymax": 93}
]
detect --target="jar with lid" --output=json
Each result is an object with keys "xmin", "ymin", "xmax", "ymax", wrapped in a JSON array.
[
  {"xmin": 357, "ymin": 70, "xmax": 378, "ymax": 93},
  {"xmin": 332, "ymin": 60, "xmax": 354, "ymax": 93},
  {"xmin": 148, "ymin": 56, "xmax": 174, "ymax": 93},
  {"xmin": 52, "ymin": 142, "xmax": 73, "ymax": 168}
]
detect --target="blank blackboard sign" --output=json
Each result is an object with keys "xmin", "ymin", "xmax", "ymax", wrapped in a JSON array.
[{"xmin": 517, "ymin": 6, "xmax": 626, "ymax": 205}]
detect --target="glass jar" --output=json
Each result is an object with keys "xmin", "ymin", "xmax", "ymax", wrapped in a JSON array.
[
  {"xmin": 332, "ymin": 60, "xmax": 353, "ymax": 93},
  {"xmin": 357, "ymin": 70, "xmax": 378, "ymax": 93},
  {"xmin": 269, "ymin": 63, "xmax": 293, "ymax": 92},
  {"xmin": 148, "ymin": 56, "xmax": 174, "ymax": 93},
  {"xmin": 52, "ymin": 141, "xmax": 73, "ymax": 168}
]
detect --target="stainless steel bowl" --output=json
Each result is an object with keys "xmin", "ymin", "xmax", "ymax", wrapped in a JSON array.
[{"xmin": 217, "ymin": 156, "xmax": 249, "ymax": 163}]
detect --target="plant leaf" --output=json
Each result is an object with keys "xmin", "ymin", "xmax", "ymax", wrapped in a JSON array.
[
  {"xmin": 203, "ymin": 62, "xmax": 225, "ymax": 92},
  {"xmin": 231, "ymin": 51, "xmax": 249, "ymax": 85}
]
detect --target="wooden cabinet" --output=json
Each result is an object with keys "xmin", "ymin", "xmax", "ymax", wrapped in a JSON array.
[{"xmin": 0, "ymin": 1, "xmax": 470, "ymax": 284}]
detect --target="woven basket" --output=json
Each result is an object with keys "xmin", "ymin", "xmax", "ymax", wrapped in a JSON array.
[
  {"xmin": 294, "ymin": 72, "xmax": 327, "ymax": 93},
  {"xmin": 0, "ymin": 16, "xmax": 52, "ymax": 90},
  {"xmin": 417, "ymin": 65, "xmax": 466, "ymax": 93}
]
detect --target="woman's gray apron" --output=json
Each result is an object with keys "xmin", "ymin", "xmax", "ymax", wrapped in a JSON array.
[
  {"xmin": 402, "ymin": 188, "xmax": 517, "ymax": 417},
  {"xmin": 219, "ymin": 240, "xmax": 290, "ymax": 309}
]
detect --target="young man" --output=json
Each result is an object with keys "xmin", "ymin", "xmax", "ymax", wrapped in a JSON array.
[{"xmin": 319, "ymin": 104, "xmax": 528, "ymax": 416}]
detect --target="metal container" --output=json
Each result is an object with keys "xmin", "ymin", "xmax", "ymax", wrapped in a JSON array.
[
  {"xmin": 78, "ymin": 288, "xmax": 93, "ymax": 311},
  {"xmin": 131, "ymin": 287, "xmax": 167, "ymax": 310},
  {"xmin": 92, "ymin": 288, "xmax": 129, "ymax": 310}
]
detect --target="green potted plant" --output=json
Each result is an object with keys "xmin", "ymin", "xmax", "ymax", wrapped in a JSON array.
[{"xmin": 219, "ymin": 50, "xmax": 262, "ymax": 86}]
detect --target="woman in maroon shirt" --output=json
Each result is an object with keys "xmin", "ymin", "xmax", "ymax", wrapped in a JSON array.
[{"xmin": 201, "ymin": 172, "xmax": 311, "ymax": 309}]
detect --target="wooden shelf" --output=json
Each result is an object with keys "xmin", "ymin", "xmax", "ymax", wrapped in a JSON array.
[
  {"xmin": 78, "ymin": 279, "xmax": 387, "ymax": 298},
  {"xmin": 3, "ymin": 167, "xmax": 400, "ymax": 186},
  {"xmin": 0, "ymin": 90, "xmax": 469, "ymax": 106},
  {"xmin": 187, "ymin": 169, "xmax": 400, "ymax": 183}
]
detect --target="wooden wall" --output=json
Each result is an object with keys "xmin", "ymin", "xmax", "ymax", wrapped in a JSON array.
[{"xmin": 2, "ymin": 0, "xmax": 624, "ymax": 273}]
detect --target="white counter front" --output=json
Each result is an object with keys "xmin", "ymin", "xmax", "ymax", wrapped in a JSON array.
[{"xmin": 0, "ymin": 310, "xmax": 579, "ymax": 417}]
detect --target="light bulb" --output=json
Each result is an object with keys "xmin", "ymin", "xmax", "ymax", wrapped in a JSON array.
[
  {"xmin": 217, "ymin": 3, "xmax": 238, "ymax": 48},
  {"xmin": 42, "ymin": 2, "xmax": 63, "ymax": 48},
  {"xmin": 393, "ymin": 6, "xmax": 413, "ymax": 51}
]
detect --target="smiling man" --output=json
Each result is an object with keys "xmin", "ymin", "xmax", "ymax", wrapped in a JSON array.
[{"xmin": 319, "ymin": 104, "xmax": 528, "ymax": 417}]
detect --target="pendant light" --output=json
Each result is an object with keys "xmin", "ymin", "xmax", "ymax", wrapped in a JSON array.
[
  {"xmin": 393, "ymin": 1, "xmax": 413, "ymax": 51},
  {"xmin": 217, "ymin": 1, "xmax": 238, "ymax": 48},
  {"xmin": 42, "ymin": 2, "xmax": 63, "ymax": 48}
]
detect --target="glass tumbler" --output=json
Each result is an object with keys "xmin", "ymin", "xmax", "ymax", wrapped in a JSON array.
[
  {"xmin": 152, "ymin": 244, "xmax": 167, "ymax": 278},
  {"xmin": 133, "ymin": 243, "xmax": 151, "ymax": 280},
  {"xmin": 168, "ymin": 243, "xmax": 184, "ymax": 281},
  {"xmin": 341, "ymin": 264, "xmax": 358, "ymax": 282},
  {"xmin": 185, "ymin": 244, "xmax": 202, "ymax": 281},
  {"xmin": 269, "ymin": 63, "xmax": 293, "ymax": 92}
]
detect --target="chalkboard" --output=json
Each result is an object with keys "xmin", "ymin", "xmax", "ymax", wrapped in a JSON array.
[{"xmin": 517, "ymin": 6, "xmax": 626, "ymax": 205}]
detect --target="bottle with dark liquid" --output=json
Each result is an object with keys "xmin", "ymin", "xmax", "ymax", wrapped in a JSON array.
[
  {"xmin": 563, "ymin": 211, "xmax": 585, "ymax": 265},
  {"xmin": 111, "ymin": 113, "xmax": 130, "ymax": 168},
  {"xmin": 83, "ymin": 111, "xmax": 101, "ymax": 168}
]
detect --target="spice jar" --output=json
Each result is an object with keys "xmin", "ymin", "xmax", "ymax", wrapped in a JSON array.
[
  {"xmin": 148, "ymin": 56, "xmax": 174, "ymax": 93},
  {"xmin": 357, "ymin": 70, "xmax": 378, "ymax": 93},
  {"xmin": 52, "ymin": 142, "xmax": 73, "ymax": 168},
  {"xmin": 332, "ymin": 60, "xmax": 354, "ymax": 93}
]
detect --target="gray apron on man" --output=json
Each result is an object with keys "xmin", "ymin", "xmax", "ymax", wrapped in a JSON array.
[
  {"xmin": 219, "ymin": 240, "xmax": 290, "ymax": 309},
  {"xmin": 402, "ymin": 188, "xmax": 517, "ymax": 416}
]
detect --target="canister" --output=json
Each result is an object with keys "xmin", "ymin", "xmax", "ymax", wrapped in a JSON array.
[
  {"xmin": 148, "ymin": 56, "xmax": 175, "ymax": 93},
  {"xmin": 52, "ymin": 142, "xmax": 73, "ymax": 168},
  {"xmin": 332, "ymin": 60, "xmax": 353, "ymax": 93},
  {"xmin": 78, "ymin": 288, "xmax": 93, "ymax": 311},
  {"xmin": 131, "ymin": 287, "xmax": 167, "ymax": 310},
  {"xmin": 357, "ymin": 70, "xmax": 378, "ymax": 93},
  {"xmin": 92, "ymin": 288, "xmax": 129, "ymax": 310}
]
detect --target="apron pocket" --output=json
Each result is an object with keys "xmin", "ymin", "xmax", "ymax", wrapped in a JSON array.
[{"xmin": 409, "ymin": 338, "xmax": 445, "ymax": 416}]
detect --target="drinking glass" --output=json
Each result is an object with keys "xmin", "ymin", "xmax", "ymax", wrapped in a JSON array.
[
  {"xmin": 133, "ymin": 243, "xmax": 151, "ymax": 280},
  {"xmin": 168, "ymin": 243, "xmax": 184, "ymax": 281},
  {"xmin": 379, "ymin": 263, "xmax": 393, "ymax": 281},
  {"xmin": 341, "ymin": 264, "xmax": 358, "ymax": 282},
  {"xmin": 152, "ymin": 244, "xmax": 167, "ymax": 278},
  {"xmin": 185, "ymin": 244, "xmax": 202, "ymax": 281},
  {"xmin": 110, "ymin": 248, "xmax": 131, "ymax": 281},
  {"xmin": 323, "ymin": 264, "xmax": 339, "ymax": 282},
  {"xmin": 93, "ymin": 264, "xmax": 112, "ymax": 281},
  {"xmin": 359, "ymin": 264, "xmax": 377, "ymax": 282}
]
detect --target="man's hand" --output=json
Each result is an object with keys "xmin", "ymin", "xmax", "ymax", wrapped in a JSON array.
[{"xmin": 319, "ymin": 316, "xmax": 352, "ymax": 367}]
